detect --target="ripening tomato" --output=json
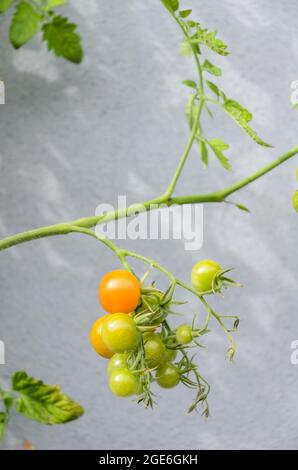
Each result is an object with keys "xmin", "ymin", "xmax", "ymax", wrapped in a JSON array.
[
  {"xmin": 107, "ymin": 353, "xmax": 130, "ymax": 376},
  {"xmin": 90, "ymin": 315, "xmax": 114, "ymax": 359},
  {"xmin": 144, "ymin": 334, "xmax": 166, "ymax": 368},
  {"xmin": 191, "ymin": 259, "xmax": 221, "ymax": 293},
  {"xmin": 156, "ymin": 363, "xmax": 180, "ymax": 389},
  {"xmin": 98, "ymin": 270, "xmax": 141, "ymax": 314},
  {"xmin": 109, "ymin": 368, "xmax": 140, "ymax": 397},
  {"xmin": 176, "ymin": 325, "xmax": 193, "ymax": 344},
  {"xmin": 101, "ymin": 313, "xmax": 141, "ymax": 353}
]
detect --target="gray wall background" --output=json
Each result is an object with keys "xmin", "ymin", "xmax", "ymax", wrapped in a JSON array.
[{"xmin": 1, "ymin": 0, "xmax": 298, "ymax": 450}]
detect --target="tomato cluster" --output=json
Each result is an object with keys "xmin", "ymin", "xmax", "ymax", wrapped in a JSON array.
[{"xmin": 90, "ymin": 260, "xmax": 237, "ymax": 410}]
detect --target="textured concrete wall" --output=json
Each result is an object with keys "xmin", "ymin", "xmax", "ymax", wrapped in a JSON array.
[{"xmin": 1, "ymin": 0, "xmax": 298, "ymax": 450}]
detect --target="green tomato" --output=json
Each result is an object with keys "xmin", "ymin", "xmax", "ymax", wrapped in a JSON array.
[
  {"xmin": 164, "ymin": 348, "xmax": 177, "ymax": 362},
  {"xmin": 109, "ymin": 368, "xmax": 140, "ymax": 397},
  {"xmin": 156, "ymin": 362, "xmax": 180, "ymax": 389},
  {"xmin": 176, "ymin": 325, "xmax": 193, "ymax": 344},
  {"xmin": 191, "ymin": 259, "xmax": 221, "ymax": 293},
  {"xmin": 107, "ymin": 353, "xmax": 130, "ymax": 376},
  {"xmin": 101, "ymin": 313, "xmax": 141, "ymax": 353},
  {"xmin": 144, "ymin": 334, "xmax": 166, "ymax": 367}
]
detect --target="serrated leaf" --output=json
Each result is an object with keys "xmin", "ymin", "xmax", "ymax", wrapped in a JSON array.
[
  {"xmin": 45, "ymin": 0, "xmax": 67, "ymax": 10},
  {"xmin": 160, "ymin": 0, "xmax": 179, "ymax": 13},
  {"xmin": 180, "ymin": 40, "xmax": 192, "ymax": 56},
  {"xmin": 202, "ymin": 59, "xmax": 221, "ymax": 76},
  {"xmin": 182, "ymin": 79, "xmax": 197, "ymax": 89},
  {"xmin": 0, "ymin": 412, "xmax": 7, "ymax": 441},
  {"xmin": 179, "ymin": 9, "xmax": 192, "ymax": 18},
  {"xmin": 9, "ymin": 2, "xmax": 41, "ymax": 49},
  {"xmin": 208, "ymin": 139, "xmax": 232, "ymax": 171},
  {"xmin": 0, "ymin": 0, "xmax": 13, "ymax": 13},
  {"xmin": 42, "ymin": 15, "xmax": 83, "ymax": 64},
  {"xmin": 293, "ymin": 189, "xmax": 298, "ymax": 213},
  {"xmin": 223, "ymin": 99, "xmax": 272, "ymax": 147},
  {"xmin": 12, "ymin": 371, "xmax": 84, "ymax": 425},
  {"xmin": 191, "ymin": 25, "xmax": 229, "ymax": 56},
  {"xmin": 200, "ymin": 141, "xmax": 208, "ymax": 166}
]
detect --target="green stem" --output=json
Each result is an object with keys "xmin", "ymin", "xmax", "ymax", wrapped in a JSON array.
[
  {"xmin": 164, "ymin": 16, "xmax": 205, "ymax": 198},
  {"xmin": 0, "ymin": 146, "xmax": 297, "ymax": 253}
]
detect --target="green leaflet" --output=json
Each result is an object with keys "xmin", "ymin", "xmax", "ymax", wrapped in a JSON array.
[
  {"xmin": 180, "ymin": 40, "xmax": 193, "ymax": 56},
  {"xmin": 160, "ymin": 0, "xmax": 179, "ymax": 13},
  {"xmin": 179, "ymin": 9, "xmax": 192, "ymax": 18},
  {"xmin": 202, "ymin": 59, "xmax": 221, "ymax": 77},
  {"xmin": 185, "ymin": 94, "xmax": 197, "ymax": 129},
  {"xmin": 223, "ymin": 99, "xmax": 272, "ymax": 147},
  {"xmin": 0, "ymin": 0, "xmax": 13, "ymax": 13},
  {"xmin": 42, "ymin": 15, "xmax": 83, "ymax": 64},
  {"xmin": 12, "ymin": 371, "xmax": 84, "ymax": 425},
  {"xmin": 45, "ymin": 0, "xmax": 67, "ymax": 10},
  {"xmin": 191, "ymin": 25, "xmax": 229, "ymax": 56},
  {"xmin": 9, "ymin": 2, "xmax": 41, "ymax": 49},
  {"xmin": 0, "ymin": 412, "xmax": 8, "ymax": 441},
  {"xmin": 200, "ymin": 141, "xmax": 208, "ymax": 166},
  {"xmin": 206, "ymin": 80, "xmax": 221, "ymax": 99},
  {"xmin": 182, "ymin": 80, "xmax": 197, "ymax": 89},
  {"xmin": 293, "ymin": 189, "xmax": 298, "ymax": 213},
  {"xmin": 208, "ymin": 138, "xmax": 232, "ymax": 171},
  {"xmin": 235, "ymin": 203, "xmax": 250, "ymax": 213}
]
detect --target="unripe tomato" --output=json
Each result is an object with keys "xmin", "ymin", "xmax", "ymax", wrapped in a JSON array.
[
  {"xmin": 176, "ymin": 325, "xmax": 193, "ymax": 344},
  {"xmin": 109, "ymin": 368, "xmax": 140, "ymax": 397},
  {"xmin": 107, "ymin": 353, "xmax": 130, "ymax": 376},
  {"xmin": 144, "ymin": 334, "xmax": 166, "ymax": 368},
  {"xmin": 99, "ymin": 270, "xmax": 141, "ymax": 314},
  {"xmin": 90, "ymin": 315, "xmax": 114, "ymax": 359},
  {"xmin": 164, "ymin": 348, "xmax": 177, "ymax": 363},
  {"xmin": 101, "ymin": 313, "xmax": 141, "ymax": 353},
  {"xmin": 191, "ymin": 259, "xmax": 221, "ymax": 293},
  {"xmin": 156, "ymin": 363, "xmax": 180, "ymax": 389}
]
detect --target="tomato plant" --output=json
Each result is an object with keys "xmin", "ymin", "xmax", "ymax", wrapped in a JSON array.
[{"xmin": 1, "ymin": 0, "xmax": 298, "ymax": 442}]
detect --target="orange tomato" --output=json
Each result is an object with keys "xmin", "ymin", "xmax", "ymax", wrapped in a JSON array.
[
  {"xmin": 90, "ymin": 315, "xmax": 114, "ymax": 359},
  {"xmin": 98, "ymin": 270, "xmax": 141, "ymax": 314}
]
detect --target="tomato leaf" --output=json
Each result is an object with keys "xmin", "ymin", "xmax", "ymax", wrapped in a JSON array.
[
  {"xmin": 160, "ymin": 0, "xmax": 179, "ymax": 13},
  {"xmin": 202, "ymin": 59, "xmax": 221, "ymax": 77},
  {"xmin": 180, "ymin": 40, "xmax": 193, "ymax": 56},
  {"xmin": 0, "ymin": 0, "xmax": 13, "ymax": 13},
  {"xmin": 12, "ymin": 371, "xmax": 84, "ymax": 425},
  {"xmin": 191, "ymin": 25, "xmax": 229, "ymax": 56},
  {"xmin": 223, "ymin": 99, "xmax": 272, "ymax": 147},
  {"xmin": 9, "ymin": 2, "xmax": 41, "ymax": 49},
  {"xmin": 208, "ymin": 138, "xmax": 232, "ymax": 171},
  {"xmin": 42, "ymin": 15, "xmax": 83, "ymax": 64}
]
